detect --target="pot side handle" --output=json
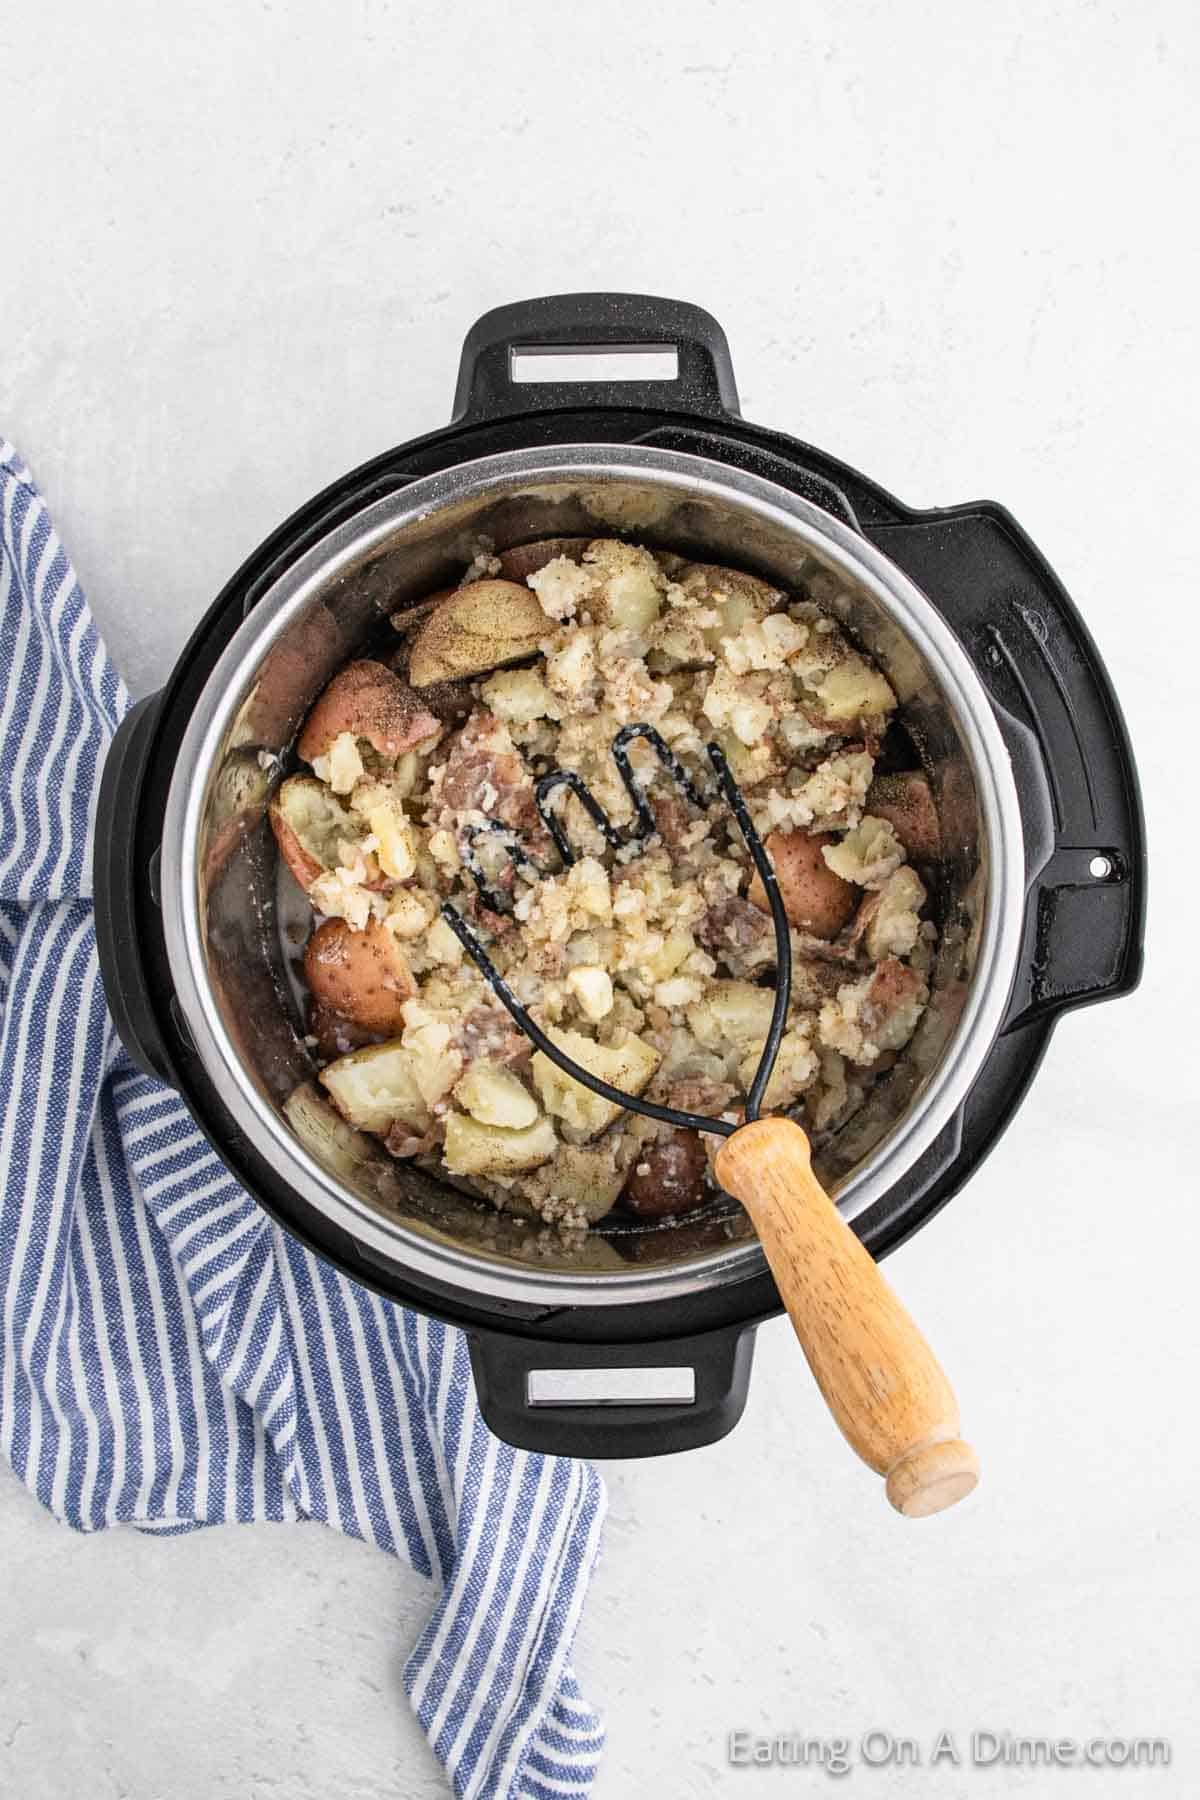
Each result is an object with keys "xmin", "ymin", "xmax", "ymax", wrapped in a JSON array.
[
  {"xmin": 864, "ymin": 508, "xmax": 1146, "ymax": 1025},
  {"xmin": 94, "ymin": 693, "xmax": 176, "ymax": 1084},
  {"xmin": 452, "ymin": 292, "xmax": 741, "ymax": 426},
  {"xmin": 467, "ymin": 1323, "xmax": 756, "ymax": 1459}
]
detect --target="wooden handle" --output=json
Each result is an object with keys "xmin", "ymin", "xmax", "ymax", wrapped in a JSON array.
[{"xmin": 714, "ymin": 1116, "xmax": 978, "ymax": 1517}]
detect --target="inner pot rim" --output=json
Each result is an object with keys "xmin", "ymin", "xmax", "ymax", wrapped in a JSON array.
[{"xmin": 160, "ymin": 444, "xmax": 1026, "ymax": 1309}]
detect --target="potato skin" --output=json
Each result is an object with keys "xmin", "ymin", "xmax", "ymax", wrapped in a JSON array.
[
  {"xmin": 494, "ymin": 538, "xmax": 591, "ymax": 583},
  {"xmin": 407, "ymin": 580, "xmax": 547, "ymax": 688},
  {"xmin": 747, "ymin": 830, "xmax": 856, "ymax": 939},
  {"xmin": 303, "ymin": 917, "xmax": 416, "ymax": 1035},
  {"xmin": 297, "ymin": 660, "xmax": 440, "ymax": 764},
  {"xmin": 390, "ymin": 547, "xmax": 585, "ymax": 694},
  {"xmin": 622, "ymin": 1130, "xmax": 709, "ymax": 1218},
  {"xmin": 865, "ymin": 771, "xmax": 941, "ymax": 861},
  {"xmin": 241, "ymin": 605, "xmax": 344, "ymax": 745}
]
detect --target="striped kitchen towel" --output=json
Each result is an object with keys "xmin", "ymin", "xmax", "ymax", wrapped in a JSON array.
[{"xmin": 0, "ymin": 439, "xmax": 607, "ymax": 1800}]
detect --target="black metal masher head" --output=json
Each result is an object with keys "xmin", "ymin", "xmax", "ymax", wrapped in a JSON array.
[{"xmin": 440, "ymin": 727, "xmax": 792, "ymax": 1140}]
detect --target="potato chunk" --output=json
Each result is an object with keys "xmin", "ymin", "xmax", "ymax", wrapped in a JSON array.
[
  {"xmin": 442, "ymin": 1111, "xmax": 558, "ymax": 1178},
  {"xmin": 398, "ymin": 1001, "xmax": 464, "ymax": 1108},
  {"xmin": 748, "ymin": 829, "xmax": 857, "ymax": 938},
  {"xmin": 269, "ymin": 775, "xmax": 365, "ymax": 892},
  {"xmin": 494, "ymin": 537, "xmax": 591, "ymax": 584},
  {"xmin": 408, "ymin": 581, "xmax": 547, "ymax": 686},
  {"xmin": 863, "ymin": 865, "xmax": 927, "ymax": 960},
  {"xmin": 304, "ymin": 917, "xmax": 416, "ymax": 1036},
  {"xmin": 687, "ymin": 980, "xmax": 776, "ymax": 1053},
  {"xmin": 350, "ymin": 780, "xmax": 418, "ymax": 881},
  {"xmin": 480, "ymin": 666, "xmax": 560, "ymax": 724},
  {"xmin": 531, "ymin": 1028, "xmax": 661, "ymax": 1139},
  {"xmin": 453, "ymin": 1063, "xmax": 538, "ymax": 1129},
  {"xmin": 527, "ymin": 557, "xmax": 599, "ymax": 624},
  {"xmin": 316, "ymin": 731, "xmax": 365, "ymax": 794},
  {"xmin": 582, "ymin": 540, "xmax": 665, "ymax": 632},
  {"xmin": 818, "ymin": 960, "xmax": 928, "ymax": 1066},
  {"xmin": 319, "ymin": 1041, "xmax": 430, "ymax": 1135},
  {"xmin": 298, "ymin": 660, "xmax": 440, "ymax": 764},
  {"xmin": 566, "ymin": 965, "xmax": 615, "ymax": 1021},
  {"xmin": 799, "ymin": 653, "xmax": 895, "ymax": 731},
  {"xmin": 736, "ymin": 1027, "xmax": 818, "ymax": 1110},
  {"xmin": 284, "ymin": 1082, "xmax": 379, "ymax": 1181},
  {"xmin": 821, "ymin": 816, "xmax": 905, "ymax": 889},
  {"xmin": 677, "ymin": 564, "xmax": 782, "ymax": 647}
]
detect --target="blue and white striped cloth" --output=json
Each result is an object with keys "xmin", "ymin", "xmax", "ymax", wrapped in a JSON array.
[{"xmin": 0, "ymin": 440, "xmax": 607, "ymax": 1800}]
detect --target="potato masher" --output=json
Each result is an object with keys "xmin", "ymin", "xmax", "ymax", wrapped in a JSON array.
[{"xmin": 441, "ymin": 726, "xmax": 979, "ymax": 1517}]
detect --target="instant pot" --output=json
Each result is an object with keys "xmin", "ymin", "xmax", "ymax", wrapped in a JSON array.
[{"xmin": 94, "ymin": 294, "xmax": 1145, "ymax": 1459}]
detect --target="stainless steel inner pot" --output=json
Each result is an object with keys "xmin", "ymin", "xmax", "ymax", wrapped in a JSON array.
[{"xmin": 159, "ymin": 444, "xmax": 1026, "ymax": 1308}]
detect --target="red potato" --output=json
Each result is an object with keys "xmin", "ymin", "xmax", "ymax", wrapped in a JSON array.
[
  {"xmin": 389, "ymin": 545, "xmax": 585, "ymax": 694},
  {"xmin": 241, "ymin": 603, "xmax": 346, "ymax": 745},
  {"xmin": 303, "ymin": 917, "xmax": 416, "ymax": 1036},
  {"xmin": 407, "ymin": 581, "xmax": 548, "ymax": 688},
  {"xmin": 297, "ymin": 660, "xmax": 441, "ymax": 765},
  {"xmin": 621, "ymin": 1130, "xmax": 710, "ymax": 1219},
  {"xmin": 494, "ymin": 537, "xmax": 591, "ymax": 583},
  {"xmin": 865, "ymin": 771, "xmax": 941, "ymax": 862},
  {"xmin": 385, "ymin": 596, "xmax": 474, "ymax": 723},
  {"xmin": 747, "ymin": 830, "xmax": 857, "ymax": 939},
  {"xmin": 859, "ymin": 959, "xmax": 928, "ymax": 1054},
  {"xmin": 269, "ymin": 775, "xmax": 366, "ymax": 892},
  {"xmin": 270, "ymin": 806, "xmax": 323, "ymax": 892}
]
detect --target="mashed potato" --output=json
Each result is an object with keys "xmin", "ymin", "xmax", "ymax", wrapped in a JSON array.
[{"xmin": 277, "ymin": 541, "xmax": 936, "ymax": 1230}]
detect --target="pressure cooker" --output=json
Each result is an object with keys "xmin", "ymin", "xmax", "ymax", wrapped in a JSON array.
[{"xmin": 94, "ymin": 293, "xmax": 1145, "ymax": 1460}]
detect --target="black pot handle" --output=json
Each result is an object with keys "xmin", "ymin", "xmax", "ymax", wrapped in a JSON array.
[
  {"xmin": 453, "ymin": 292, "xmax": 741, "ymax": 425},
  {"xmin": 468, "ymin": 1324, "xmax": 756, "ymax": 1459},
  {"xmin": 864, "ymin": 507, "xmax": 1146, "ymax": 1024},
  {"xmin": 94, "ymin": 693, "xmax": 176, "ymax": 1084}
]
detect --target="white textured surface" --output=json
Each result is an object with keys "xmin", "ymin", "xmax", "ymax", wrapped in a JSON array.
[{"xmin": 2, "ymin": 2, "xmax": 1196, "ymax": 1795}]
